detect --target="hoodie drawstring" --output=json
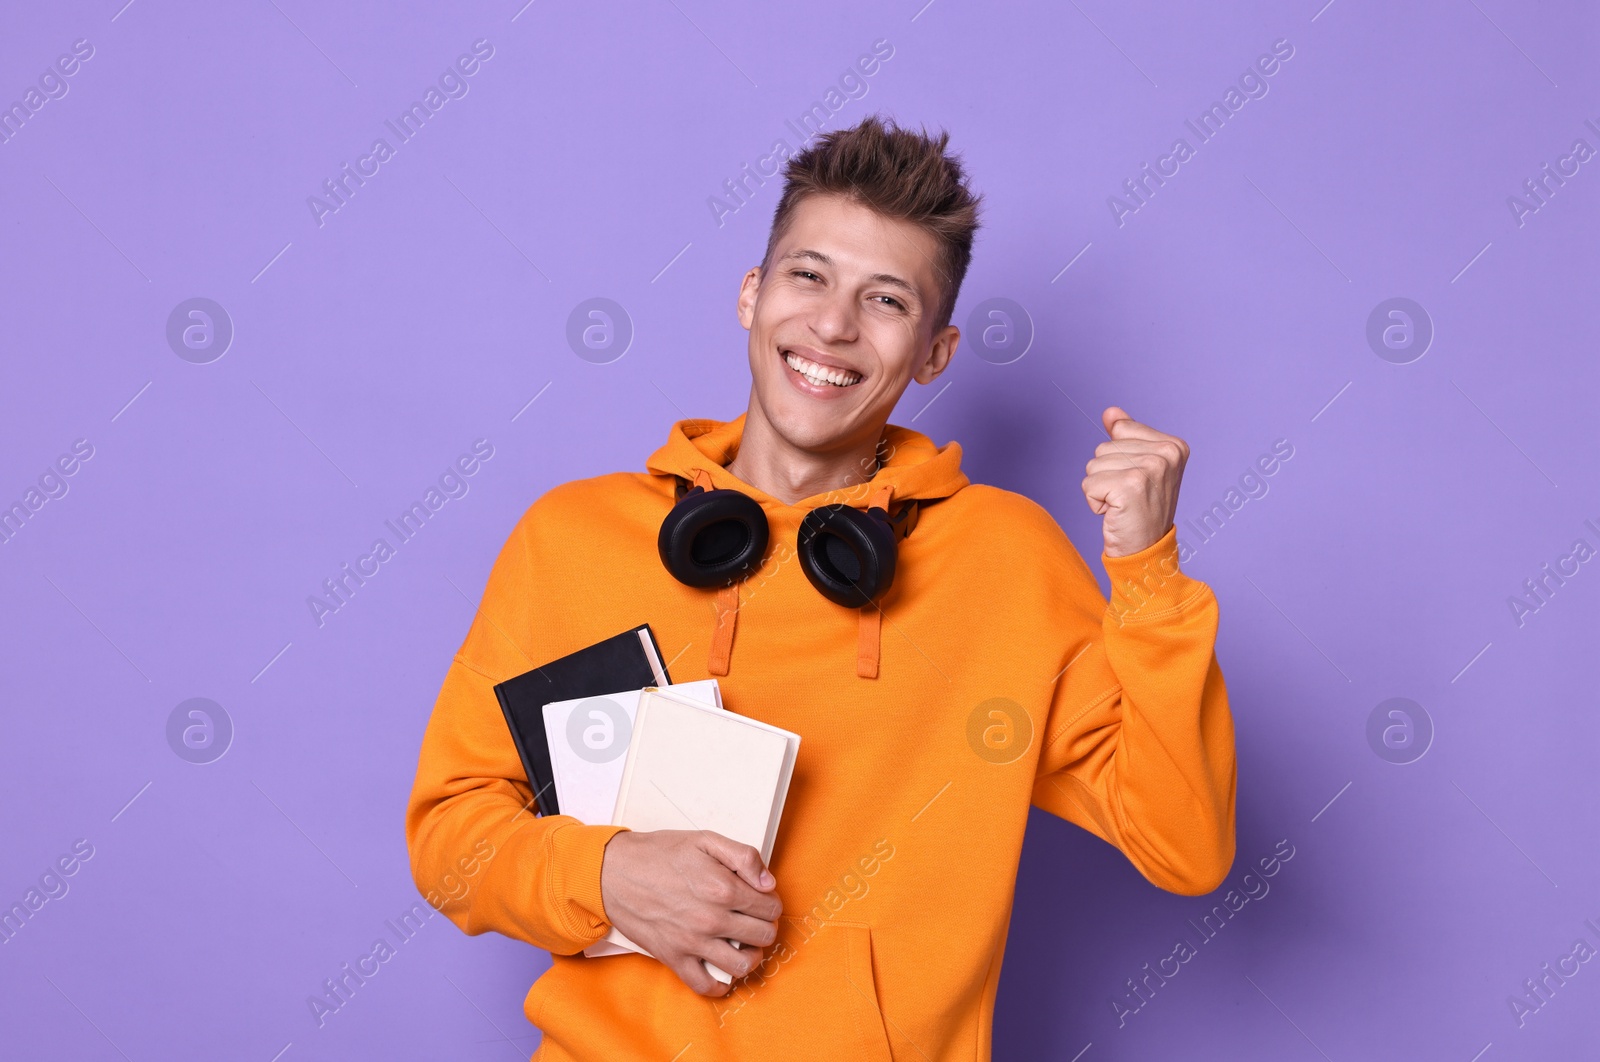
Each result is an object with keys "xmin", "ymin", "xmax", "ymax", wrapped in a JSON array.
[
  {"xmin": 855, "ymin": 483, "xmax": 893, "ymax": 680},
  {"xmin": 708, "ymin": 581, "xmax": 740, "ymax": 677},
  {"xmin": 699, "ymin": 472, "xmax": 895, "ymax": 681},
  {"xmin": 689, "ymin": 468, "xmax": 742, "ymax": 678}
]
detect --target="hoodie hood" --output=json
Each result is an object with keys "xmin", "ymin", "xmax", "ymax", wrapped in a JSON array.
[
  {"xmin": 644, "ymin": 412, "xmax": 969, "ymax": 681},
  {"xmin": 645, "ymin": 411, "xmax": 969, "ymax": 508}
]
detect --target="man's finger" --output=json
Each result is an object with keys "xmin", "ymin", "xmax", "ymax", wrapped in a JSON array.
[
  {"xmin": 1092, "ymin": 438, "xmax": 1177, "ymax": 460},
  {"xmin": 1081, "ymin": 475, "xmax": 1113, "ymax": 515},
  {"xmin": 698, "ymin": 831, "xmax": 775, "ymax": 891},
  {"xmin": 669, "ymin": 954, "xmax": 727, "ymax": 997},
  {"xmin": 1101, "ymin": 406, "xmax": 1171, "ymax": 443},
  {"xmin": 730, "ymin": 886, "xmax": 783, "ymax": 922},
  {"xmin": 700, "ymin": 938, "xmax": 761, "ymax": 982},
  {"xmin": 1085, "ymin": 453, "xmax": 1168, "ymax": 478},
  {"xmin": 718, "ymin": 910, "xmax": 781, "ymax": 947},
  {"xmin": 704, "ymin": 872, "xmax": 781, "ymax": 923}
]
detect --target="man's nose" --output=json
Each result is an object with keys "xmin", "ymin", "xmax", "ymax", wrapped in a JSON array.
[{"xmin": 809, "ymin": 288, "xmax": 860, "ymax": 340}]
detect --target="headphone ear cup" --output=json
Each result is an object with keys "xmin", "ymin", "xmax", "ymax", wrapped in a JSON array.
[
  {"xmin": 658, "ymin": 488, "xmax": 770, "ymax": 588},
  {"xmin": 797, "ymin": 505, "xmax": 897, "ymax": 607}
]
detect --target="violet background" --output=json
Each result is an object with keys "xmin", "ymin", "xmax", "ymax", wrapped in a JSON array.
[{"xmin": 2, "ymin": 1, "xmax": 1596, "ymax": 1059}]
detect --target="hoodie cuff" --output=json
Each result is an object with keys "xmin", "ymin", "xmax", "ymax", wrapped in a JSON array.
[
  {"xmin": 545, "ymin": 820, "xmax": 631, "ymax": 944},
  {"xmin": 1102, "ymin": 525, "xmax": 1205, "ymax": 624}
]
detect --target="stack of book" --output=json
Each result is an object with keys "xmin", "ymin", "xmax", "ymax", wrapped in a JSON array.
[{"xmin": 494, "ymin": 625, "xmax": 800, "ymax": 982}]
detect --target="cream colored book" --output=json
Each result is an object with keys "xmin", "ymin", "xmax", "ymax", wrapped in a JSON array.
[
  {"xmin": 592, "ymin": 687, "xmax": 799, "ymax": 982},
  {"xmin": 544, "ymin": 680, "xmax": 723, "ymax": 828}
]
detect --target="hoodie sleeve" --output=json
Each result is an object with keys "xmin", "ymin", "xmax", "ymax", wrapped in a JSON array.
[
  {"xmin": 1030, "ymin": 523, "xmax": 1237, "ymax": 896},
  {"xmin": 405, "ymin": 504, "xmax": 629, "ymax": 955}
]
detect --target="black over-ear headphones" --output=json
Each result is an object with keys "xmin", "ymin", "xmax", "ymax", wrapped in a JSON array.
[{"xmin": 658, "ymin": 476, "xmax": 917, "ymax": 607}]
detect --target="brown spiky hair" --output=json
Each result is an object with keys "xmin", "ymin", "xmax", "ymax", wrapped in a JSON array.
[{"xmin": 759, "ymin": 113, "xmax": 983, "ymax": 337}]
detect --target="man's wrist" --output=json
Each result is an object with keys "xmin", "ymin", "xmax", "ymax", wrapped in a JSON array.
[
  {"xmin": 1102, "ymin": 525, "xmax": 1202, "ymax": 623},
  {"xmin": 596, "ymin": 827, "xmax": 634, "ymax": 924}
]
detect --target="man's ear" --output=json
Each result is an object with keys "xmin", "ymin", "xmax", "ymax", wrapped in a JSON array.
[
  {"xmin": 913, "ymin": 324, "xmax": 959, "ymax": 385},
  {"xmin": 736, "ymin": 266, "xmax": 762, "ymax": 330}
]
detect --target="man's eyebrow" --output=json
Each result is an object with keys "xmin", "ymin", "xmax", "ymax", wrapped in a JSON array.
[{"xmin": 779, "ymin": 248, "xmax": 921, "ymax": 299}]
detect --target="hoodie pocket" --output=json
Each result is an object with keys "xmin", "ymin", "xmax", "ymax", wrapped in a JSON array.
[
  {"xmin": 520, "ymin": 921, "xmax": 897, "ymax": 1061},
  {"xmin": 714, "ymin": 916, "xmax": 895, "ymax": 1061}
]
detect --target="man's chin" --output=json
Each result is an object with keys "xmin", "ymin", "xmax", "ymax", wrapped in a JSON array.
[{"xmin": 757, "ymin": 389, "xmax": 873, "ymax": 453}]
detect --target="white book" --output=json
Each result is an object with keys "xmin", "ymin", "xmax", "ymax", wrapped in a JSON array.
[{"xmin": 594, "ymin": 688, "xmax": 800, "ymax": 982}]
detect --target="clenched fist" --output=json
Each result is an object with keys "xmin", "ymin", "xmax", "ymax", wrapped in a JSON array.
[{"xmin": 1081, "ymin": 406, "xmax": 1189, "ymax": 558}]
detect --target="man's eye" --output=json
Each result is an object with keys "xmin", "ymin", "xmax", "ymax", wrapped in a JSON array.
[
  {"xmin": 793, "ymin": 270, "xmax": 821, "ymax": 282},
  {"xmin": 874, "ymin": 296, "xmax": 904, "ymax": 310}
]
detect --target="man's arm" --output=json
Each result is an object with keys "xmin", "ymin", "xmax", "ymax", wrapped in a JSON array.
[
  {"xmin": 407, "ymin": 657, "xmax": 632, "ymax": 954},
  {"xmin": 1029, "ymin": 407, "xmax": 1237, "ymax": 894},
  {"xmin": 405, "ymin": 498, "xmax": 781, "ymax": 989},
  {"xmin": 404, "ymin": 508, "xmax": 630, "ymax": 953},
  {"xmin": 1031, "ymin": 524, "xmax": 1237, "ymax": 895}
]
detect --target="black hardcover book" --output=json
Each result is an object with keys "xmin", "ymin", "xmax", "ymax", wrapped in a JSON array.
[{"xmin": 493, "ymin": 624, "xmax": 670, "ymax": 817}]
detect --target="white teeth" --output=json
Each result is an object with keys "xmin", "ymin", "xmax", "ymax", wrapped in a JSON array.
[{"xmin": 784, "ymin": 351, "xmax": 861, "ymax": 387}]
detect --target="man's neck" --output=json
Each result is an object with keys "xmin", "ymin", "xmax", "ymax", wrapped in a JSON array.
[{"xmin": 725, "ymin": 404, "xmax": 884, "ymax": 507}]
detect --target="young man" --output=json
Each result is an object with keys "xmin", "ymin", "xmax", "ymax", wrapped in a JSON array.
[{"xmin": 406, "ymin": 114, "xmax": 1236, "ymax": 1060}]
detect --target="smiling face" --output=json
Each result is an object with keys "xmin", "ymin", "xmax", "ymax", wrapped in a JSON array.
[{"xmin": 736, "ymin": 193, "xmax": 960, "ymax": 461}]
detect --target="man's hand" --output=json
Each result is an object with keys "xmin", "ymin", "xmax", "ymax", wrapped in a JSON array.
[
  {"xmin": 598, "ymin": 829, "xmax": 782, "ymax": 997},
  {"xmin": 1082, "ymin": 406, "xmax": 1189, "ymax": 558}
]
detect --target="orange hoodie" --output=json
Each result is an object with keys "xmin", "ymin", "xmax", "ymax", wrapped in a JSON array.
[{"xmin": 406, "ymin": 413, "xmax": 1236, "ymax": 1061}]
